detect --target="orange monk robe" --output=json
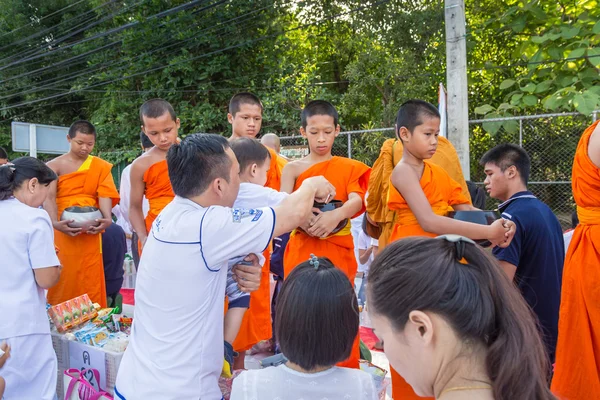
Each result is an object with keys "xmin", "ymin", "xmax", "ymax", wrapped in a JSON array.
[
  {"xmin": 367, "ymin": 137, "xmax": 471, "ymax": 250},
  {"xmin": 47, "ymin": 156, "xmax": 119, "ymax": 308},
  {"xmin": 386, "ymin": 160, "xmax": 470, "ymax": 400},
  {"xmin": 232, "ymin": 149, "xmax": 287, "ymax": 352},
  {"xmin": 551, "ymin": 121, "xmax": 600, "ymax": 400},
  {"xmin": 283, "ymin": 156, "xmax": 371, "ymax": 369},
  {"xmin": 143, "ymin": 159, "xmax": 174, "ymax": 234}
]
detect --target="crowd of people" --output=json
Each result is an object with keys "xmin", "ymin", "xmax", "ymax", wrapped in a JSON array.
[{"xmin": 0, "ymin": 92, "xmax": 598, "ymax": 400}]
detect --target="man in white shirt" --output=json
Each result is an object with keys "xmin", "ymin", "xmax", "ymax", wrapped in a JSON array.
[{"xmin": 114, "ymin": 134, "xmax": 335, "ymax": 400}]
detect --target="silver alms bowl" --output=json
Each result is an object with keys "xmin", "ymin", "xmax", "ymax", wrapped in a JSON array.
[{"xmin": 61, "ymin": 206, "xmax": 103, "ymax": 230}]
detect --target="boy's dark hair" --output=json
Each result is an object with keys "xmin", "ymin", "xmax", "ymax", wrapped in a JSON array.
[
  {"xmin": 228, "ymin": 92, "xmax": 263, "ymax": 116},
  {"xmin": 301, "ymin": 100, "xmax": 339, "ymax": 129},
  {"xmin": 166, "ymin": 133, "xmax": 231, "ymax": 198},
  {"xmin": 275, "ymin": 257, "xmax": 358, "ymax": 370},
  {"xmin": 0, "ymin": 156, "xmax": 58, "ymax": 200},
  {"xmin": 68, "ymin": 120, "xmax": 96, "ymax": 139},
  {"xmin": 368, "ymin": 237, "xmax": 555, "ymax": 400},
  {"xmin": 571, "ymin": 211, "xmax": 579, "ymax": 229},
  {"xmin": 480, "ymin": 143, "xmax": 531, "ymax": 185},
  {"xmin": 140, "ymin": 131, "xmax": 154, "ymax": 149},
  {"xmin": 0, "ymin": 146, "xmax": 7, "ymax": 159},
  {"xmin": 229, "ymin": 138, "xmax": 271, "ymax": 173},
  {"xmin": 139, "ymin": 98, "xmax": 177, "ymax": 125},
  {"xmin": 395, "ymin": 100, "xmax": 440, "ymax": 133}
]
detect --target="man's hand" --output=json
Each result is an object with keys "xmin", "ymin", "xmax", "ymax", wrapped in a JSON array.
[
  {"xmin": 232, "ymin": 254, "xmax": 262, "ymax": 293},
  {"xmin": 52, "ymin": 220, "xmax": 82, "ymax": 236},
  {"xmin": 0, "ymin": 341, "xmax": 10, "ymax": 369},
  {"xmin": 488, "ymin": 219, "xmax": 515, "ymax": 248},
  {"xmin": 303, "ymin": 176, "xmax": 336, "ymax": 203},
  {"xmin": 308, "ymin": 209, "xmax": 343, "ymax": 238},
  {"xmin": 87, "ymin": 217, "xmax": 112, "ymax": 235}
]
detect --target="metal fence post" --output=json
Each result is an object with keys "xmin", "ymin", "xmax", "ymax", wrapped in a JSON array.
[
  {"xmin": 347, "ymin": 133, "xmax": 352, "ymax": 159},
  {"xmin": 593, "ymin": 111, "xmax": 598, "ymax": 123},
  {"xmin": 519, "ymin": 118, "xmax": 523, "ymax": 147}
]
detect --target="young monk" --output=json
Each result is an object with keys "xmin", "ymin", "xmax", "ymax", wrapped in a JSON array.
[
  {"xmin": 384, "ymin": 100, "xmax": 516, "ymax": 400},
  {"xmin": 129, "ymin": 99, "xmax": 178, "ymax": 251},
  {"xmin": 551, "ymin": 120, "xmax": 600, "ymax": 400},
  {"xmin": 367, "ymin": 127, "xmax": 471, "ymax": 250},
  {"xmin": 226, "ymin": 93, "xmax": 286, "ymax": 364},
  {"xmin": 281, "ymin": 100, "xmax": 371, "ymax": 369},
  {"xmin": 44, "ymin": 121, "xmax": 119, "ymax": 307}
]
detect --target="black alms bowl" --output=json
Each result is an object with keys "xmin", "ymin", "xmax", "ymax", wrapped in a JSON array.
[
  {"xmin": 446, "ymin": 210, "xmax": 501, "ymax": 248},
  {"xmin": 299, "ymin": 200, "xmax": 349, "ymax": 235}
]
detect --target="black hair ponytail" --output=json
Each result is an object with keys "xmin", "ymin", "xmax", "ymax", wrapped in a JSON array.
[
  {"xmin": 367, "ymin": 237, "xmax": 555, "ymax": 400},
  {"xmin": 0, "ymin": 157, "xmax": 57, "ymax": 200}
]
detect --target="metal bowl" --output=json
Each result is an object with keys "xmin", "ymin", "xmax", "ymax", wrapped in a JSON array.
[
  {"xmin": 446, "ymin": 210, "xmax": 501, "ymax": 248},
  {"xmin": 298, "ymin": 200, "xmax": 349, "ymax": 235},
  {"xmin": 61, "ymin": 206, "xmax": 103, "ymax": 230}
]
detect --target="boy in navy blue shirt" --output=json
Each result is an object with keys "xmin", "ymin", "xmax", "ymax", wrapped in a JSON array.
[{"xmin": 481, "ymin": 144, "xmax": 564, "ymax": 365}]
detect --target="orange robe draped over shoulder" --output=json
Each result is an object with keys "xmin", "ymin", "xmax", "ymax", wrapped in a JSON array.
[
  {"xmin": 367, "ymin": 137, "xmax": 471, "ymax": 249},
  {"xmin": 283, "ymin": 156, "xmax": 370, "ymax": 369},
  {"xmin": 232, "ymin": 149, "xmax": 287, "ymax": 352},
  {"xmin": 143, "ymin": 160, "xmax": 174, "ymax": 234},
  {"xmin": 47, "ymin": 156, "xmax": 119, "ymax": 308},
  {"xmin": 551, "ymin": 121, "xmax": 600, "ymax": 399},
  {"xmin": 386, "ymin": 160, "xmax": 470, "ymax": 400}
]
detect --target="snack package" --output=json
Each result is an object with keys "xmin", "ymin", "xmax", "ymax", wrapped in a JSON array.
[
  {"xmin": 48, "ymin": 294, "xmax": 98, "ymax": 332},
  {"xmin": 48, "ymin": 302, "xmax": 73, "ymax": 333},
  {"xmin": 100, "ymin": 332, "xmax": 129, "ymax": 353},
  {"xmin": 118, "ymin": 316, "xmax": 133, "ymax": 335}
]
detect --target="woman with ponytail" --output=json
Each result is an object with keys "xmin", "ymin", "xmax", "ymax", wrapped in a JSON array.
[
  {"xmin": 0, "ymin": 156, "xmax": 62, "ymax": 400},
  {"xmin": 367, "ymin": 236, "xmax": 555, "ymax": 400}
]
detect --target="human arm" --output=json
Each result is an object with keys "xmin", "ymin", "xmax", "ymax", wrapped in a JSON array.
[
  {"xmin": 280, "ymin": 162, "xmax": 297, "ymax": 194},
  {"xmin": 358, "ymin": 246, "xmax": 374, "ymax": 265},
  {"xmin": 452, "ymin": 203, "xmax": 480, "ymax": 211},
  {"xmin": 498, "ymin": 260, "xmax": 517, "ymax": 281},
  {"xmin": 29, "ymin": 214, "xmax": 62, "ymax": 289},
  {"xmin": 129, "ymin": 160, "xmax": 148, "ymax": 247},
  {"xmin": 42, "ymin": 175, "xmax": 82, "ymax": 236},
  {"xmin": 391, "ymin": 164, "xmax": 512, "ymax": 247},
  {"xmin": 224, "ymin": 307, "xmax": 247, "ymax": 344},
  {"xmin": 307, "ymin": 192, "xmax": 362, "ymax": 238},
  {"xmin": 87, "ymin": 197, "xmax": 113, "ymax": 234},
  {"xmin": 589, "ymin": 122, "xmax": 600, "ymax": 168}
]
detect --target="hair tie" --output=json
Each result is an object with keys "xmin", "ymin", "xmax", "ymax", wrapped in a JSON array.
[
  {"xmin": 309, "ymin": 254, "xmax": 320, "ymax": 270},
  {"xmin": 436, "ymin": 234, "xmax": 476, "ymax": 264},
  {"xmin": 0, "ymin": 162, "xmax": 15, "ymax": 175}
]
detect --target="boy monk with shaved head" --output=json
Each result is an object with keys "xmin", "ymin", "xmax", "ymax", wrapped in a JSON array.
[
  {"xmin": 281, "ymin": 100, "xmax": 371, "ymax": 369},
  {"xmin": 44, "ymin": 120, "xmax": 119, "ymax": 307}
]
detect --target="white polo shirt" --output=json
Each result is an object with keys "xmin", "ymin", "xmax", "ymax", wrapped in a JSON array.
[
  {"xmin": 115, "ymin": 196, "xmax": 276, "ymax": 400},
  {"xmin": 0, "ymin": 198, "xmax": 60, "ymax": 338}
]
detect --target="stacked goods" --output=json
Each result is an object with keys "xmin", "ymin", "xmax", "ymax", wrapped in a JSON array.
[{"xmin": 48, "ymin": 294, "xmax": 97, "ymax": 332}]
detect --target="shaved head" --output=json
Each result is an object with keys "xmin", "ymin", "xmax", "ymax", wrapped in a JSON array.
[{"xmin": 261, "ymin": 133, "xmax": 280, "ymax": 154}]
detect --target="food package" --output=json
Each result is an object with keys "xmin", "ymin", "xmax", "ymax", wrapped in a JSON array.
[{"xmin": 48, "ymin": 294, "xmax": 97, "ymax": 333}]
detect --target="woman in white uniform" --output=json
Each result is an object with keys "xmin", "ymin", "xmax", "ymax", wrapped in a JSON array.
[{"xmin": 0, "ymin": 157, "xmax": 62, "ymax": 400}]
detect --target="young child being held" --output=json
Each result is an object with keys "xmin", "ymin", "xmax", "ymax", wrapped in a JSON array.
[
  {"xmin": 223, "ymin": 138, "xmax": 295, "ymax": 373},
  {"xmin": 231, "ymin": 256, "xmax": 379, "ymax": 400}
]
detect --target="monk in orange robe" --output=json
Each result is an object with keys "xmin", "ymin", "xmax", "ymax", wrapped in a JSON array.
[
  {"xmin": 226, "ymin": 93, "xmax": 286, "ymax": 365},
  {"xmin": 281, "ymin": 100, "xmax": 371, "ymax": 369},
  {"xmin": 369, "ymin": 100, "xmax": 515, "ymax": 400},
  {"xmin": 44, "ymin": 121, "xmax": 119, "ymax": 308},
  {"xmin": 551, "ymin": 120, "xmax": 600, "ymax": 400},
  {"xmin": 129, "ymin": 99, "xmax": 179, "ymax": 251},
  {"xmin": 367, "ymin": 136, "xmax": 471, "ymax": 250}
]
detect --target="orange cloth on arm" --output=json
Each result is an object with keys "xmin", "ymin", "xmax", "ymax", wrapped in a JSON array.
[
  {"xmin": 385, "ymin": 160, "xmax": 470, "ymax": 400},
  {"xmin": 232, "ymin": 150, "xmax": 286, "ymax": 352},
  {"xmin": 283, "ymin": 156, "xmax": 370, "ymax": 369},
  {"xmin": 367, "ymin": 137, "xmax": 471, "ymax": 249},
  {"xmin": 551, "ymin": 121, "xmax": 600, "ymax": 400},
  {"xmin": 47, "ymin": 156, "xmax": 119, "ymax": 308},
  {"xmin": 143, "ymin": 160, "xmax": 174, "ymax": 234}
]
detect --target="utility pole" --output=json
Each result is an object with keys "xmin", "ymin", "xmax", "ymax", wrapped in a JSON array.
[{"xmin": 445, "ymin": 0, "xmax": 470, "ymax": 180}]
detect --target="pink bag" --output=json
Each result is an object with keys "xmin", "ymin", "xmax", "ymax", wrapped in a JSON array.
[{"xmin": 63, "ymin": 368, "xmax": 113, "ymax": 400}]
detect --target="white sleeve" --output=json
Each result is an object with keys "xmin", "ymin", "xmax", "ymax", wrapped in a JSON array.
[
  {"xmin": 200, "ymin": 206, "xmax": 275, "ymax": 267},
  {"xmin": 230, "ymin": 370, "xmax": 249, "ymax": 400},
  {"xmin": 28, "ymin": 213, "xmax": 60, "ymax": 270},
  {"xmin": 266, "ymin": 188, "xmax": 289, "ymax": 208},
  {"xmin": 358, "ymin": 231, "xmax": 369, "ymax": 250},
  {"xmin": 119, "ymin": 166, "xmax": 132, "ymax": 225}
]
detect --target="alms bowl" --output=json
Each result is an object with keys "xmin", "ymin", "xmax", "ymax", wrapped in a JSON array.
[
  {"xmin": 61, "ymin": 206, "xmax": 103, "ymax": 230},
  {"xmin": 299, "ymin": 200, "xmax": 349, "ymax": 235},
  {"xmin": 446, "ymin": 210, "xmax": 501, "ymax": 248}
]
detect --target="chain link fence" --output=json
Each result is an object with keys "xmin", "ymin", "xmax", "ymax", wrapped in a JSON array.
[{"xmin": 280, "ymin": 111, "xmax": 599, "ymax": 230}]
